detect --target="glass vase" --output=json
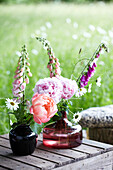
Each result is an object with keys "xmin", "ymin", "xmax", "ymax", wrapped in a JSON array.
[
  {"xmin": 9, "ymin": 124, "xmax": 38, "ymax": 156},
  {"xmin": 43, "ymin": 111, "xmax": 82, "ymax": 149}
]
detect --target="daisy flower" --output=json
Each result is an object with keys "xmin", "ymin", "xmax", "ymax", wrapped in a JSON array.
[
  {"xmin": 73, "ymin": 112, "xmax": 81, "ymax": 123},
  {"xmin": 75, "ymin": 88, "xmax": 87, "ymax": 97},
  {"xmin": 88, "ymin": 83, "xmax": 92, "ymax": 93},
  {"xmin": 5, "ymin": 98, "xmax": 19, "ymax": 111},
  {"xmin": 96, "ymin": 76, "xmax": 101, "ymax": 87}
]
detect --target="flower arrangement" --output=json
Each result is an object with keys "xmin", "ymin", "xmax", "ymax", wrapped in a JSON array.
[
  {"xmin": 5, "ymin": 38, "xmax": 108, "ymax": 132},
  {"xmin": 30, "ymin": 37, "xmax": 108, "ymax": 127}
]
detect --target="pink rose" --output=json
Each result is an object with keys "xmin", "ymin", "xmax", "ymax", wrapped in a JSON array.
[{"xmin": 30, "ymin": 93, "xmax": 58, "ymax": 124}]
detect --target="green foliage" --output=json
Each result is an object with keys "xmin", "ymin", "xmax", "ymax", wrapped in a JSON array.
[{"xmin": 0, "ymin": 3, "xmax": 113, "ymax": 134}]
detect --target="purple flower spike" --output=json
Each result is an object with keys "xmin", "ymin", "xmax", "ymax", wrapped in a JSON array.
[
  {"xmin": 96, "ymin": 53, "xmax": 100, "ymax": 58},
  {"xmin": 92, "ymin": 62, "xmax": 97, "ymax": 68},
  {"xmin": 80, "ymin": 75, "xmax": 86, "ymax": 82}
]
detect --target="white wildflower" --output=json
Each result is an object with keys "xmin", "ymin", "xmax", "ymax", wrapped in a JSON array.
[
  {"xmin": 40, "ymin": 26, "xmax": 46, "ymax": 31},
  {"xmin": 41, "ymin": 32, "xmax": 47, "ymax": 38},
  {"xmin": 73, "ymin": 112, "xmax": 81, "ymax": 123},
  {"xmin": 6, "ymin": 71, "xmax": 10, "ymax": 75},
  {"xmin": 98, "ymin": 61, "xmax": 105, "ymax": 66},
  {"xmin": 31, "ymin": 49, "xmax": 38, "ymax": 55},
  {"xmin": 5, "ymin": 98, "xmax": 19, "ymax": 111},
  {"xmin": 97, "ymin": 26, "xmax": 106, "ymax": 35},
  {"xmin": 66, "ymin": 18, "xmax": 71, "ymax": 24},
  {"xmin": 73, "ymin": 22, "xmax": 78, "ymax": 28},
  {"xmin": 89, "ymin": 25, "xmax": 95, "ymax": 31},
  {"xmin": 96, "ymin": 77, "xmax": 101, "ymax": 87},
  {"xmin": 16, "ymin": 51, "xmax": 21, "ymax": 57},
  {"xmin": 108, "ymin": 30, "xmax": 113, "ymax": 38},
  {"xmin": 35, "ymin": 30, "xmax": 40, "ymax": 35},
  {"xmin": 46, "ymin": 22, "xmax": 52, "ymax": 29},
  {"xmin": 72, "ymin": 34, "xmax": 78, "ymax": 40},
  {"xmin": 75, "ymin": 88, "xmax": 87, "ymax": 97},
  {"xmin": 83, "ymin": 32, "xmax": 91, "ymax": 38},
  {"xmin": 88, "ymin": 84, "xmax": 92, "ymax": 93}
]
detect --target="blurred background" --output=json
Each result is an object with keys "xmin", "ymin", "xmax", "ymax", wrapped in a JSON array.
[{"xmin": 0, "ymin": 0, "xmax": 113, "ymax": 134}]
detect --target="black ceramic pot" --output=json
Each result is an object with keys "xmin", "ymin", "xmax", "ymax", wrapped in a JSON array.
[{"xmin": 9, "ymin": 125, "xmax": 37, "ymax": 156}]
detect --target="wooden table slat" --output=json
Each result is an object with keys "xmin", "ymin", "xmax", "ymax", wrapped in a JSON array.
[
  {"xmin": 0, "ymin": 166, "xmax": 9, "ymax": 170},
  {"xmin": 83, "ymin": 138, "xmax": 113, "ymax": 149},
  {"xmin": 53, "ymin": 150, "xmax": 113, "ymax": 170},
  {"xmin": 0, "ymin": 145, "xmax": 56, "ymax": 169},
  {"xmin": 0, "ymin": 155, "xmax": 37, "ymax": 170},
  {"xmin": 37, "ymin": 141, "xmax": 88, "ymax": 160},
  {"xmin": 72, "ymin": 143, "xmax": 103, "ymax": 154}
]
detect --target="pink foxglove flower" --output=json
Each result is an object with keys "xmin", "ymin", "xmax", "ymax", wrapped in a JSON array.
[{"xmin": 30, "ymin": 93, "xmax": 58, "ymax": 124}]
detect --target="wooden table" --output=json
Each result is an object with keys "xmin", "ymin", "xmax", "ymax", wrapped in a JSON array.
[{"xmin": 0, "ymin": 134, "xmax": 113, "ymax": 170}]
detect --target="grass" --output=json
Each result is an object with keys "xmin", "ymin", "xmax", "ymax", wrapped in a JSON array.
[{"xmin": 0, "ymin": 2, "xmax": 113, "ymax": 134}]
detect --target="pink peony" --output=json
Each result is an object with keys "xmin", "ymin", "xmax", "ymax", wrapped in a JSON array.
[
  {"xmin": 33, "ymin": 77, "xmax": 63, "ymax": 104},
  {"xmin": 58, "ymin": 76, "xmax": 78, "ymax": 99},
  {"xmin": 30, "ymin": 93, "xmax": 57, "ymax": 124}
]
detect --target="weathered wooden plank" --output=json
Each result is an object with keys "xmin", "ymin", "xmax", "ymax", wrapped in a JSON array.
[
  {"xmin": 0, "ymin": 137, "xmax": 10, "ymax": 148},
  {"xmin": 0, "ymin": 166, "xmax": 8, "ymax": 170},
  {"xmin": 0, "ymin": 146, "xmax": 56, "ymax": 170},
  {"xmin": 0, "ymin": 137, "xmax": 72, "ymax": 166},
  {"xmin": 0, "ymin": 134, "xmax": 9, "ymax": 139},
  {"xmin": 83, "ymin": 138, "xmax": 113, "ymax": 150},
  {"xmin": 53, "ymin": 150, "xmax": 113, "ymax": 170},
  {"xmin": 33, "ymin": 149, "xmax": 72, "ymax": 166},
  {"xmin": 72, "ymin": 143, "xmax": 103, "ymax": 154},
  {"xmin": 37, "ymin": 141, "xmax": 88, "ymax": 160},
  {"xmin": 0, "ymin": 155, "xmax": 37, "ymax": 170}
]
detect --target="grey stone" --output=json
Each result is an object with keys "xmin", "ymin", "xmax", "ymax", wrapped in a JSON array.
[{"xmin": 79, "ymin": 105, "xmax": 113, "ymax": 128}]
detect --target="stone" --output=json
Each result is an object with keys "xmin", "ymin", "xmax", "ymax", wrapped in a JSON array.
[{"xmin": 79, "ymin": 105, "xmax": 113, "ymax": 128}]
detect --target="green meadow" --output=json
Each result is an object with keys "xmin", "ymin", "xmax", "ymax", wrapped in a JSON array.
[{"xmin": 0, "ymin": 2, "xmax": 113, "ymax": 134}]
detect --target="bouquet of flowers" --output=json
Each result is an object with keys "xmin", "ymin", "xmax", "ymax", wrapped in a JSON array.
[
  {"xmin": 5, "ymin": 38, "xmax": 108, "ymax": 133},
  {"xmin": 30, "ymin": 37, "xmax": 108, "ymax": 129}
]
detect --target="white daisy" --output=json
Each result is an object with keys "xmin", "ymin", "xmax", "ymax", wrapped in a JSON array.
[
  {"xmin": 96, "ymin": 77, "xmax": 101, "ymax": 87},
  {"xmin": 75, "ymin": 88, "xmax": 87, "ymax": 97},
  {"xmin": 73, "ymin": 112, "xmax": 81, "ymax": 123},
  {"xmin": 5, "ymin": 98, "xmax": 19, "ymax": 111},
  {"xmin": 88, "ymin": 83, "xmax": 92, "ymax": 93}
]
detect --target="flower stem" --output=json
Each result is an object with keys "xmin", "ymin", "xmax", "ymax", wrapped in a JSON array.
[{"xmin": 76, "ymin": 43, "xmax": 108, "ymax": 83}]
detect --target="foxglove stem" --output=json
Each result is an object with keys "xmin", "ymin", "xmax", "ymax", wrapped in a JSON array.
[
  {"xmin": 76, "ymin": 43, "xmax": 108, "ymax": 84},
  {"xmin": 36, "ymin": 37, "xmax": 61, "ymax": 78}
]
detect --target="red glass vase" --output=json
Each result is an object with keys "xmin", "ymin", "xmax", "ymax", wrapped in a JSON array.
[{"xmin": 43, "ymin": 111, "xmax": 82, "ymax": 149}]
